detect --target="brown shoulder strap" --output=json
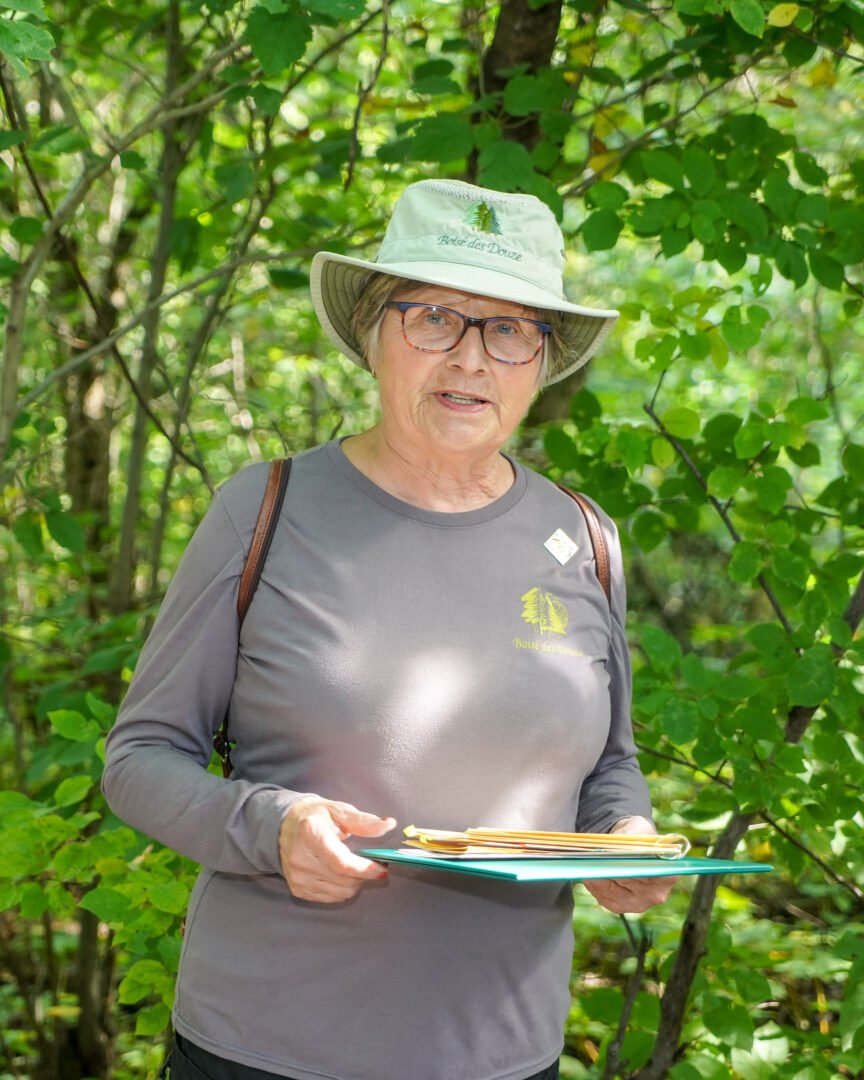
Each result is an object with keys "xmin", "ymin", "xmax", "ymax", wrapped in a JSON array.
[
  {"xmin": 216, "ymin": 459, "xmax": 292, "ymax": 776},
  {"xmin": 556, "ymin": 485, "xmax": 611, "ymax": 605},
  {"xmin": 237, "ymin": 458, "xmax": 292, "ymax": 626}
]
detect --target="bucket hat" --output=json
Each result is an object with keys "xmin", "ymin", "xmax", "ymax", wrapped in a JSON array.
[{"xmin": 309, "ymin": 179, "xmax": 619, "ymax": 387}]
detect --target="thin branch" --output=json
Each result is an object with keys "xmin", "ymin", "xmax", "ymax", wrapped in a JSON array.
[
  {"xmin": 601, "ymin": 927, "xmax": 651, "ymax": 1080},
  {"xmin": 13, "ymin": 246, "xmax": 326, "ymax": 415},
  {"xmin": 790, "ymin": 27, "xmax": 864, "ymax": 67},
  {"xmin": 0, "ymin": 61, "xmax": 211, "ymax": 483},
  {"xmin": 759, "ymin": 810, "xmax": 863, "ymax": 902},
  {"xmin": 642, "ymin": 401, "xmax": 794, "ymax": 634},
  {"xmin": 635, "ymin": 741, "xmax": 733, "ymax": 789},
  {"xmin": 344, "ymin": 0, "xmax": 390, "ymax": 191}
]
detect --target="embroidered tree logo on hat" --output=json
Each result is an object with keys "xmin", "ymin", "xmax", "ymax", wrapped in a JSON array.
[
  {"xmin": 464, "ymin": 201, "xmax": 501, "ymax": 235},
  {"xmin": 520, "ymin": 588, "xmax": 569, "ymax": 636}
]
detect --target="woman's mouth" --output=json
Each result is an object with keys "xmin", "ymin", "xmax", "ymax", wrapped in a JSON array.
[{"xmin": 437, "ymin": 391, "xmax": 489, "ymax": 409}]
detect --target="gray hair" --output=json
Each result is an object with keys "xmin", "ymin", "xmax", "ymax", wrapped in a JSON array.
[{"xmin": 351, "ymin": 272, "xmax": 581, "ymax": 386}]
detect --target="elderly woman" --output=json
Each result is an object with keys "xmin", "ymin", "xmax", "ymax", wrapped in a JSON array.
[{"xmin": 102, "ymin": 179, "xmax": 673, "ymax": 1080}]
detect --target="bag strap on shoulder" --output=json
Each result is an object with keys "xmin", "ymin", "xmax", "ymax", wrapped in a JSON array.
[
  {"xmin": 238, "ymin": 458, "xmax": 292, "ymax": 626},
  {"xmin": 215, "ymin": 458, "xmax": 292, "ymax": 776},
  {"xmin": 556, "ymin": 485, "xmax": 611, "ymax": 605}
]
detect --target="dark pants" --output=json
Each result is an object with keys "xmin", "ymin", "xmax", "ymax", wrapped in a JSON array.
[{"xmin": 165, "ymin": 1032, "xmax": 560, "ymax": 1080}]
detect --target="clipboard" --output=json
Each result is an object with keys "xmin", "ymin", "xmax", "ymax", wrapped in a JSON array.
[{"xmin": 360, "ymin": 848, "xmax": 773, "ymax": 882}]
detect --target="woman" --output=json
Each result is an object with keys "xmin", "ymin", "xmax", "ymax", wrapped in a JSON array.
[{"xmin": 102, "ymin": 179, "xmax": 674, "ymax": 1080}]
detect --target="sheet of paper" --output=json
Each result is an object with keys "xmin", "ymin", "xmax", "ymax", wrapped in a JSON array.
[{"xmin": 360, "ymin": 849, "xmax": 773, "ymax": 882}]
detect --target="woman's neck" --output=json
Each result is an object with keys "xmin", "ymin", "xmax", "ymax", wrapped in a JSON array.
[{"xmin": 340, "ymin": 429, "xmax": 515, "ymax": 511}]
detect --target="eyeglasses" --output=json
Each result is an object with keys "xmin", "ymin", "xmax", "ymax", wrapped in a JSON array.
[{"xmin": 384, "ymin": 302, "xmax": 551, "ymax": 366}]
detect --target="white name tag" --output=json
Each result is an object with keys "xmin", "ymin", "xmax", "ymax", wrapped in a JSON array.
[{"xmin": 544, "ymin": 528, "xmax": 579, "ymax": 566}]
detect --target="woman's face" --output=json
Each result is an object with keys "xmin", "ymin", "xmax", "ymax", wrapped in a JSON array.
[{"xmin": 372, "ymin": 285, "xmax": 542, "ymax": 463}]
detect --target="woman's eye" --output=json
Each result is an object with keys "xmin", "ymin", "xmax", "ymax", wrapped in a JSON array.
[
  {"xmin": 490, "ymin": 320, "xmax": 518, "ymax": 336},
  {"xmin": 422, "ymin": 309, "xmax": 448, "ymax": 326}
]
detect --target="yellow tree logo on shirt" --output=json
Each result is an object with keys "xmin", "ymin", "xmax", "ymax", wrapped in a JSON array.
[{"xmin": 520, "ymin": 588, "xmax": 569, "ymax": 636}]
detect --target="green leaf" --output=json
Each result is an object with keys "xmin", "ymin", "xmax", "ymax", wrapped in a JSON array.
[
  {"xmin": 615, "ymin": 430, "xmax": 649, "ymax": 474},
  {"xmin": 642, "ymin": 624, "xmax": 683, "ymax": 670},
  {"xmin": 745, "ymin": 623, "xmax": 795, "ymax": 671},
  {"xmin": 118, "ymin": 958, "xmax": 174, "ymax": 1005},
  {"xmin": 544, "ymin": 428, "xmax": 580, "ymax": 470},
  {"xmin": 405, "ymin": 113, "xmax": 475, "ymax": 164},
  {"xmin": 213, "ymin": 163, "xmax": 255, "ymax": 203},
  {"xmin": 721, "ymin": 308, "xmax": 760, "ymax": 352},
  {"xmin": 682, "ymin": 145, "xmax": 715, "ymax": 195},
  {"xmin": 268, "ymin": 267, "xmax": 309, "ymax": 290},
  {"xmin": 1, "ymin": 0, "xmax": 48, "ymax": 14},
  {"xmin": 44, "ymin": 511, "xmax": 86, "ymax": 553},
  {"xmin": 49, "ymin": 710, "xmax": 101, "ymax": 742},
  {"xmin": 661, "ymin": 407, "xmax": 700, "ymax": 439},
  {"xmin": 587, "ymin": 181, "xmax": 628, "ymax": 211},
  {"xmin": 502, "ymin": 71, "xmax": 566, "ymax": 116},
  {"xmin": 0, "ymin": 18, "xmax": 54, "ymax": 74},
  {"xmin": 303, "ymin": 0, "xmax": 368, "ymax": 17},
  {"xmin": 762, "ymin": 172, "xmax": 800, "ymax": 218},
  {"xmin": 53, "ymin": 775, "xmax": 94, "ymax": 808},
  {"xmin": 785, "ymin": 396, "xmax": 828, "ymax": 424},
  {"xmin": 793, "ymin": 151, "xmax": 828, "ymax": 186},
  {"xmin": 0, "ymin": 128, "xmax": 26, "ymax": 152},
  {"xmin": 728, "ymin": 0, "xmax": 765, "ymax": 36},
  {"xmin": 707, "ymin": 465, "xmax": 746, "ymax": 500},
  {"xmin": 30, "ymin": 124, "xmax": 89, "ymax": 155},
  {"xmin": 721, "ymin": 191, "xmax": 768, "ymax": 239},
  {"xmin": 9, "ymin": 216, "xmax": 43, "ymax": 243},
  {"xmin": 135, "ymin": 1001, "xmax": 172, "ymax": 1036},
  {"xmin": 570, "ymin": 389, "xmax": 602, "ymax": 427},
  {"xmin": 843, "ymin": 443, "xmax": 864, "ymax": 481},
  {"xmin": 786, "ymin": 644, "xmax": 836, "ymax": 707},
  {"xmin": 79, "ymin": 886, "xmax": 133, "ymax": 923},
  {"xmin": 662, "ymin": 698, "xmax": 701, "ymax": 743},
  {"xmin": 641, "ymin": 150, "xmax": 685, "ymax": 191},
  {"xmin": 681, "ymin": 653, "xmax": 714, "ymax": 689},
  {"xmin": 733, "ymin": 420, "xmax": 766, "ymax": 458},
  {"xmin": 146, "ymin": 880, "xmax": 189, "ymax": 915},
  {"xmin": 808, "ymin": 249, "xmax": 844, "ymax": 290},
  {"xmin": 703, "ymin": 999, "xmax": 755, "ymax": 1048},
  {"xmin": 81, "ymin": 644, "xmax": 136, "ymax": 675},
  {"xmin": 242, "ymin": 7, "xmax": 312, "ymax": 76},
  {"xmin": 249, "ymin": 85, "xmax": 283, "ymax": 115},
  {"xmin": 581, "ymin": 209, "xmax": 622, "ymax": 252},
  {"xmin": 476, "ymin": 139, "xmax": 538, "ymax": 193},
  {"xmin": 12, "ymin": 512, "xmax": 44, "ymax": 556},
  {"xmin": 772, "ymin": 548, "xmax": 810, "ymax": 586},
  {"xmin": 729, "ymin": 542, "xmax": 762, "ymax": 582},
  {"xmin": 632, "ymin": 510, "xmax": 667, "ymax": 552},
  {"xmin": 119, "ymin": 150, "xmax": 147, "ymax": 170}
]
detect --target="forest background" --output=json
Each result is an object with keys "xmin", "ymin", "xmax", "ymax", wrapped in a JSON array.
[{"xmin": 1, "ymin": 0, "xmax": 863, "ymax": 1078}]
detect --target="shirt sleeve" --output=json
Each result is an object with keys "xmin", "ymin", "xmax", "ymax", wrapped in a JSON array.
[
  {"xmin": 101, "ymin": 471, "xmax": 310, "ymax": 875},
  {"xmin": 574, "ymin": 504, "xmax": 654, "ymax": 834}
]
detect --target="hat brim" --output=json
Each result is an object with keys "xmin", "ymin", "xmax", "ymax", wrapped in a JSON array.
[{"xmin": 309, "ymin": 251, "xmax": 619, "ymax": 386}]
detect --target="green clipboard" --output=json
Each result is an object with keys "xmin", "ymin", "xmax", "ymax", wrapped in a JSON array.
[{"xmin": 360, "ymin": 848, "xmax": 773, "ymax": 882}]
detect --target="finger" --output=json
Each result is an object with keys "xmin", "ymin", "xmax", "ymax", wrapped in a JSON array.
[
  {"xmin": 289, "ymin": 871, "xmax": 376, "ymax": 903},
  {"xmin": 327, "ymin": 802, "xmax": 397, "ymax": 838},
  {"xmin": 308, "ymin": 822, "xmax": 389, "ymax": 879},
  {"xmin": 582, "ymin": 875, "xmax": 678, "ymax": 914}
]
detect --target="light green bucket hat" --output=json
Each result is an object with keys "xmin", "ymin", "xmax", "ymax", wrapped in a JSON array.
[{"xmin": 309, "ymin": 178, "xmax": 619, "ymax": 387}]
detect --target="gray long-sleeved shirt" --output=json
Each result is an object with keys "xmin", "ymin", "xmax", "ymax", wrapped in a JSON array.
[{"xmin": 102, "ymin": 440, "xmax": 652, "ymax": 1080}]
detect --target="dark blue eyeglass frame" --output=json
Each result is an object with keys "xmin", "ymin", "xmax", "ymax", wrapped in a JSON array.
[{"xmin": 384, "ymin": 302, "xmax": 551, "ymax": 366}]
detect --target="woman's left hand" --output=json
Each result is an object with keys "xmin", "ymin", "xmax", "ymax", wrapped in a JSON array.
[{"xmin": 581, "ymin": 815, "xmax": 680, "ymax": 915}]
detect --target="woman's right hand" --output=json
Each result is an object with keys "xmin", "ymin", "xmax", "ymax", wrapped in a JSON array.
[{"xmin": 278, "ymin": 796, "xmax": 396, "ymax": 902}]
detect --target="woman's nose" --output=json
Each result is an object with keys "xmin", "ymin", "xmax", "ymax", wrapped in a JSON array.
[{"xmin": 446, "ymin": 324, "xmax": 489, "ymax": 372}]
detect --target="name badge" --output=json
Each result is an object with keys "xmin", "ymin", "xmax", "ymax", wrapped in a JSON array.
[{"xmin": 544, "ymin": 528, "xmax": 579, "ymax": 566}]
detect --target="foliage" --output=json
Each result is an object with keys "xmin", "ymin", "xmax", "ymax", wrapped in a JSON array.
[{"xmin": 1, "ymin": 0, "xmax": 862, "ymax": 1077}]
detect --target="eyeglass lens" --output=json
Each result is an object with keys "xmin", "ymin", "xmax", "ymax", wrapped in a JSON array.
[{"xmin": 401, "ymin": 306, "xmax": 543, "ymax": 364}]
